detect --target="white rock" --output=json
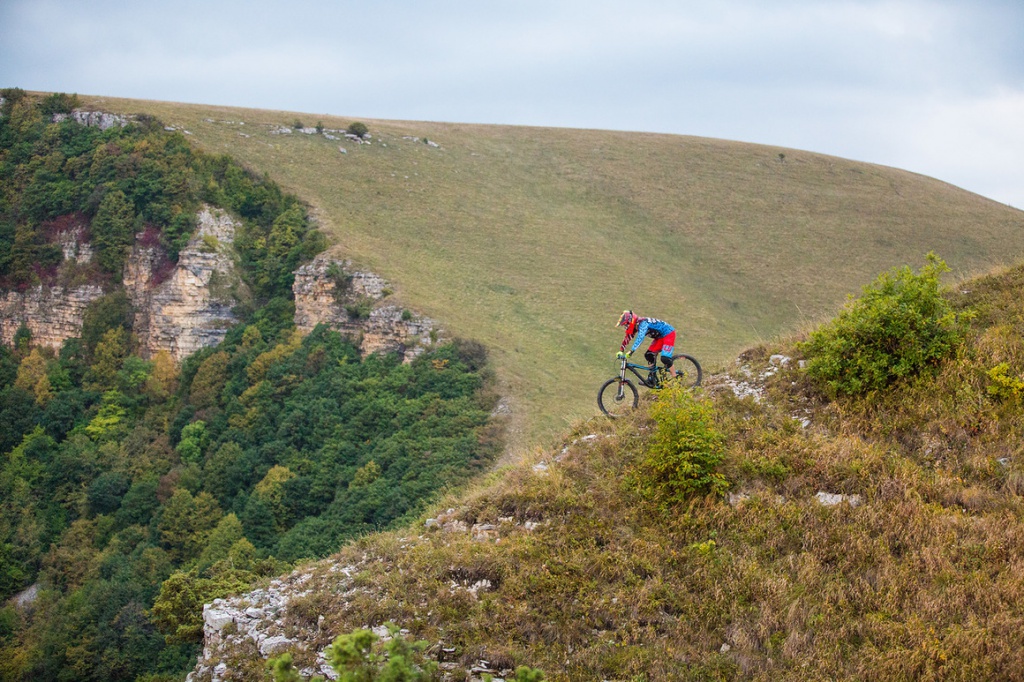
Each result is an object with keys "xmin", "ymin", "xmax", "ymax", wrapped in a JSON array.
[
  {"xmin": 815, "ymin": 492, "xmax": 862, "ymax": 507},
  {"xmin": 260, "ymin": 635, "xmax": 293, "ymax": 656},
  {"xmin": 443, "ymin": 519, "xmax": 468, "ymax": 533},
  {"xmin": 203, "ymin": 606, "xmax": 235, "ymax": 632}
]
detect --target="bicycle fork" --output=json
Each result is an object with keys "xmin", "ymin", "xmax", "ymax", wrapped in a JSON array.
[{"xmin": 617, "ymin": 359, "xmax": 629, "ymax": 399}]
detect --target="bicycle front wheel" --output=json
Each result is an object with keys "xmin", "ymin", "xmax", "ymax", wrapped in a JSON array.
[
  {"xmin": 598, "ymin": 378, "xmax": 639, "ymax": 418},
  {"xmin": 669, "ymin": 354, "xmax": 703, "ymax": 388}
]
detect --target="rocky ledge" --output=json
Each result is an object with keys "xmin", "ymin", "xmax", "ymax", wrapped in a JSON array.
[
  {"xmin": 293, "ymin": 253, "xmax": 438, "ymax": 361},
  {"xmin": 3, "ymin": 210, "xmax": 439, "ymax": 364}
]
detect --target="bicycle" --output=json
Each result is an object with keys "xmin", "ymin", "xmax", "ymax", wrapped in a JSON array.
[{"xmin": 597, "ymin": 353, "xmax": 702, "ymax": 418}]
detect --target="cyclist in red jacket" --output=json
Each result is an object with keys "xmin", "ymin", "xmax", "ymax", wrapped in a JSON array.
[{"xmin": 616, "ymin": 310, "xmax": 676, "ymax": 381}]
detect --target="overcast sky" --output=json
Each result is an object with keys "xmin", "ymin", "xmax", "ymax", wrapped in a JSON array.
[{"xmin": 2, "ymin": 0, "xmax": 1022, "ymax": 207}]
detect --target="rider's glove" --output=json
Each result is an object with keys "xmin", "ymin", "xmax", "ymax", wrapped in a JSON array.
[{"xmin": 616, "ymin": 351, "xmax": 629, "ymax": 359}]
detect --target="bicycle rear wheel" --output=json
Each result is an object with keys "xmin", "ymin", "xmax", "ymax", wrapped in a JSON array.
[
  {"xmin": 669, "ymin": 354, "xmax": 702, "ymax": 388},
  {"xmin": 598, "ymin": 378, "xmax": 639, "ymax": 418}
]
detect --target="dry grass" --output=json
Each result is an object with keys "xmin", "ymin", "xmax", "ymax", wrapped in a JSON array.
[
  {"xmin": 224, "ymin": 261, "xmax": 1024, "ymax": 681},
  {"xmin": 79, "ymin": 94, "xmax": 1024, "ymax": 451}
]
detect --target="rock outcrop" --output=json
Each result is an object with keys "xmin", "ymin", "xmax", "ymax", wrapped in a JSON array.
[
  {"xmin": 125, "ymin": 207, "xmax": 243, "ymax": 362},
  {"xmin": 3, "ymin": 210, "xmax": 439, "ymax": 365},
  {"xmin": 52, "ymin": 110, "xmax": 131, "ymax": 130},
  {"xmin": 0, "ymin": 282, "xmax": 105, "ymax": 350},
  {"xmin": 293, "ymin": 254, "xmax": 438, "ymax": 361},
  {"xmin": 188, "ymin": 511, "xmax": 539, "ymax": 682},
  {"xmin": 0, "ymin": 219, "xmax": 105, "ymax": 349}
]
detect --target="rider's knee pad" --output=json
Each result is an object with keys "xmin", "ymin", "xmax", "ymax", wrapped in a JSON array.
[
  {"xmin": 644, "ymin": 350, "xmax": 656, "ymax": 365},
  {"xmin": 660, "ymin": 355, "xmax": 674, "ymax": 368}
]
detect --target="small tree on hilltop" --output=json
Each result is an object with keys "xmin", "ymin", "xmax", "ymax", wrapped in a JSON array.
[{"xmin": 347, "ymin": 122, "xmax": 368, "ymax": 139}]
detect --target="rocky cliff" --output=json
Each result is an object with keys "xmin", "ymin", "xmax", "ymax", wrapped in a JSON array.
[
  {"xmin": 0, "ymin": 282, "xmax": 105, "ymax": 350},
  {"xmin": 293, "ymin": 253, "xmax": 437, "ymax": 361},
  {"xmin": 2, "ymin": 208, "xmax": 437, "ymax": 363},
  {"xmin": 125, "ymin": 206, "xmax": 243, "ymax": 362}
]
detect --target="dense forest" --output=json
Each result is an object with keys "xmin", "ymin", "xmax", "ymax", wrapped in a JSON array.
[{"xmin": 0, "ymin": 90, "xmax": 501, "ymax": 680}]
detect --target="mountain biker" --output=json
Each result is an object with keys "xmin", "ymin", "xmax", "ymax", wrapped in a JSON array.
[{"xmin": 616, "ymin": 310, "xmax": 676, "ymax": 382}]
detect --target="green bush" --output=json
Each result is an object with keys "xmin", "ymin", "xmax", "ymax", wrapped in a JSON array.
[
  {"xmin": 630, "ymin": 384, "xmax": 727, "ymax": 507},
  {"xmin": 347, "ymin": 122, "xmax": 369, "ymax": 139},
  {"xmin": 345, "ymin": 297, "xmax": 373, "ymax": 320},
  {"xmin": 38, "ymin": 92, "xmax": 80, "ymax": 116},
  {"xmin": 988, "ymin": 362, "xmax": 1024, "ymax": 403},
  {"xmin": 323, "ymin": 623, "xmax": 436, "ymax": 681},
  {"xmin": 800, "ymin": 253, "xmax": 968, "ymax": 397}
]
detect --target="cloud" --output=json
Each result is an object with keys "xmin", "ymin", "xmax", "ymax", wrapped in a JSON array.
[{"xmin": 1, "ymin": 0, "xmax": 1022, "ymax": 205}]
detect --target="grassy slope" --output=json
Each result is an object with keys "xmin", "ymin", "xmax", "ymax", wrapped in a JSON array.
[
  {"xmin": 209, "ymin": 261, "xmax": 1024, "ymax": 682},
  {"xmin": 82, "ymin": 95, "xmax": 1024, "ymax": 450}
]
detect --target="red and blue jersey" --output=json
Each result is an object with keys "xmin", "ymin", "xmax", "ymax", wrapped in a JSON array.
[{"xmin": 621, "ymin": 317, "xmax": 675, "ymax": 354}]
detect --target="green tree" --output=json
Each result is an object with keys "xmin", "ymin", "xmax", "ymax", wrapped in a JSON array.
[
  {"xmin": 158, "ymin": 489, "xmax": 222, "ymax": 560},
  {"xmin": 7, "ymin": 223, "xmax": 45, "ymax": 284},
  {"xmin": 197, "ymin": 513, "xmax": 245, "ymax": 570},
  {"xmin": 80, "ymin": 290, "xmax": 133, "ymax": 357},
  {"xmin": 254, "ymin": 465, "xmax": 296, "ymax": 531},
  {"xmin": 84, "ymin": 390, "xmax": 129, "ymax": 440},
  {"xmin": 267, "ymin": 653, "xmax": 307, "ymax": 682},
  {"xmin": 188, "ymin": 351, "xmax": 229, "ymax": 410},
  {"xmin": 267, "ymin": 206, "xmax": 305, "ymax": 259},
  {"xmin": 37, "ymin": 92, "xmax": 80, "ymax": 116},
  {"xmin": 14, "ymin": 347, "xmax": 52, "ymax": 405},
  {"xmin": 85, "ymin": 326, "xmax": 130, "ymax": 392},
  {"xmin": 150, "ymin": 568, "xmax": 250, "ymax": 644},
  {"xmin": 87, "ymin": 471, "xmax": 130, "ymax": 515},
  {"xmin": 240, "ymin": 495, "xmax": 276, "ymax": 550},
  {"xmin": 349, "ymin": 460, "xmax": 380, "ymax": 489},
  {"xmin": 175, "ymin": 420, "xmax": 208, "ymax": 465},
  {"xmin": 91, "ymin": 189, "xmax": 136, "ymax": 275},
  {"xmin": 12, "ymin": 325, "xmax": 32, "ymax": 357},
  {"xmin": 203, "ymin": 441, "xmax": 245, "ymax": 503}
]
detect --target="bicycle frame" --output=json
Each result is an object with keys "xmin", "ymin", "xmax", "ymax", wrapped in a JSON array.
[{"xmin": 618, "ymin": 357, "xmax": 660, "ymax": 388}]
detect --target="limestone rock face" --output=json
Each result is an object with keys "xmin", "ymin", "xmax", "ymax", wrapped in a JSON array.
[
  {"xmin": 57, "ymin": 225, "xmax": 94, "ymax": 263},
  {"xmin": 51, "ymin": 110, "xmax": 131, "ymax": 130},
  {"xmin": 3, "ymin": 209, "xmax": 438, "ymax": 366},
  {"xmin": 0, "ymin": 216, "xmax": 104, "ymax": 349},
  {"xmin": 293, "ymin": 254, "xmax": 437, "ymax": 361},
  {"xmin": 125, "ymin": 206, "xmax": 243, "ymax": 362},
  {"xmin": 0, "ymin": 283, "xmax": 104, "ymax": 349}
]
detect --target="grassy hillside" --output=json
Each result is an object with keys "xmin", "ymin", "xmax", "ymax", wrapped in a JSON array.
[
  {"xmin": 80, "ymin": 95, "xmax": 1024, "ymax": 449},
  {"xmin": 197, "ymin": 260, "xmax": 1024, "ymax": 681}
]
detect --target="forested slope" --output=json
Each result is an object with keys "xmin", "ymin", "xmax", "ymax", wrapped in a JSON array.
[{"xmin": 0, "ymin": 90, "xmax": 502, "ymax": 681}]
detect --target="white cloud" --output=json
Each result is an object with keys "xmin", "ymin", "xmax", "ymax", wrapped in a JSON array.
[{"xmin": 1, "ymin": 0, "xmax": 1022, "ymax": 205}]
